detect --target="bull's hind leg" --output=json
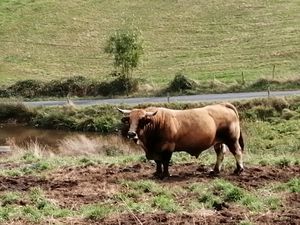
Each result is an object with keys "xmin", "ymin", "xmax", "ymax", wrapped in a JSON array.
[
  {"xmin": 213, "ymin": 143, "xmax": 227, "ymax": 174},
  {"xmin": 227, "ymin": 141, "xmax": 244, "ymax": 175}
]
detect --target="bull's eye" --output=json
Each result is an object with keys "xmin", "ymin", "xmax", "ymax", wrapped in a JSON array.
[{"xmin": 121, "ymin": 117, "xmax": 129, "ymax": 124}]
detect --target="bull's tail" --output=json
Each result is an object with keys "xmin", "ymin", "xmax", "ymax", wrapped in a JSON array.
[
  {"xmin": 223, "ymin": 103, "xmax": 244, "ymax": 151},
  {"xmin": 239, "ymin": 131, "xmax": 244, "ymax": 152},
  {"xmin": 223, "ymin": 102, "xmax": 239, "ymax": 118}
]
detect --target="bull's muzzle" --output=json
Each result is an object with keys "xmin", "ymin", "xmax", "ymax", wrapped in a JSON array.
[{"xmin": 127, "ymin": 131, "xmax": 138, "ymax": 140}]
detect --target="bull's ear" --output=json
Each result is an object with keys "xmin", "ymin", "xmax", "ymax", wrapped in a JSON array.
[
  {"xmin": 140, "ymin": 115, "xmax": 153, "ymax": 127},
  {"xmin": 146, "ymin": 111, "xmax": 158, "ymax": 117},
  {"xmin": 142, "ymin": 111, "xmax": 157, "ymax": 126}
]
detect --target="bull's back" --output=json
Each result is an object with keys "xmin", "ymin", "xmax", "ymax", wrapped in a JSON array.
[{"xmin": 164, "ymin": 105, "xmax": 239, "ymax": 153}]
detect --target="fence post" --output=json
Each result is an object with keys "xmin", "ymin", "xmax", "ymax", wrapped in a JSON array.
[{"xmin": 241, "ymin": 72, "xmax": 245, "ymax": 85}]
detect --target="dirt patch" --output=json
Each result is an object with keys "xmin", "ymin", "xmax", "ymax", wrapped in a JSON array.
[
  {"xmin": 0, "ymin": 163, "xmax": 299, "ymax": 224},
  {"xmin": 254, "ymin": 208, "xmax": 300, "ymax": 225},
  {"xmin": 41, "ymin": 163, "xmax": 299, "ymax": 208},
  {"xmin": 1, "ymin": 163, "xmax": 299, "ymax": 207},
  {"xmin": 286, "ymin": 193, "xmax": 300, "ymax": 208},
  {"xmin": 0, "ymin": 175, "xmax": 47, "ymax": 192},
  {"xmin": 93, "ymin": 211, "xmax": 245, "ymax": 225}
]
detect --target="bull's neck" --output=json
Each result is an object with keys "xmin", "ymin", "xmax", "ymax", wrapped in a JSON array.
[{"xmin": 140, "ymin": 110, "xmax": 167, "ymax": 148}]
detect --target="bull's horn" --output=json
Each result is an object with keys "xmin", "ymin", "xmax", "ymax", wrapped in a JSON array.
[
  {"xmin": 117, "ymin": 108, "xmax": 132, "ymax": 114},
  {"xmin": 146, "ymin": 111, "xmax": 158, "ymax": 116}
]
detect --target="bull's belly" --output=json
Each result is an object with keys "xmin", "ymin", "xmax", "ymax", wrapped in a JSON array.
[{"xmin": 174, "ymin": 142, "xmax": 213, "ymax": 158}]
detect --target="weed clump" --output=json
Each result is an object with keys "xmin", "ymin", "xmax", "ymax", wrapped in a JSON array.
[
  {"xmin": 153, "ymin": 194, "xmax": 179, "ymax": 212},
  {"xmin": 285, "ymin": 178, "xmax": 300, "ymax": 193},
  {"xmin": 281, "ymin": 108, "xmax": 298, "ymax": 120},
  {"xmin": 245, "ymin": 106, "xmax": 279, "ymax": 120},
  {"xmin": 81, "ymin": 204, "xmax": 112, "ymax": 220}
]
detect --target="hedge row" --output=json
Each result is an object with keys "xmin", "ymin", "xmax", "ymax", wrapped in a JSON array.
[
  {"xmin": 1, "ymin": 74, "xmax": 299, "ymax": 98},
  {"xmin": 0, "ymin": 76, "xmax": 138, "ymax": 98}
]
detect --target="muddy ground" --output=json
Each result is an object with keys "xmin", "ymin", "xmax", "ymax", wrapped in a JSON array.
[{"xmin": 0, "ymin": 162, "xmax": 299, "ymax": 225}]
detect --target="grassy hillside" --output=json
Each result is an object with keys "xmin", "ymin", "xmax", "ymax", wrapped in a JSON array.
[{"xmin": 0, "ymin": 0, "xmax": 299, "ymax": 87}]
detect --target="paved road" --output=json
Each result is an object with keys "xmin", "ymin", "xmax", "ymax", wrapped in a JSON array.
[{"xmin": 24, "ymin": 90, "xmax": 300, "ymax": 107}]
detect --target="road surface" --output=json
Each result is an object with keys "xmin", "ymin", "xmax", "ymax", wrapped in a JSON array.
[{"xmin": 24, "ymin": 90, "xmax": 300, "ymax": 107}]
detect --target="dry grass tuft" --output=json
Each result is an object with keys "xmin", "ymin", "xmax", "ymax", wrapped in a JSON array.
[
  {"xmin": 58, "ymin": 135, "xmax": 141, "ymax": 156},
  {"xmin": 6, "ymin": 138, "xmax": 54, "ymax": 159}
]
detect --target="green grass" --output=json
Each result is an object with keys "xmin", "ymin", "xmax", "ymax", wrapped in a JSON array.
[
  {"xmin": 0, "ymin": 188, "xmax": 74, "ymax": 222},
  {"xmin": 0, "ymin": 0, "xmax": 299, "ymax": 88},
  {"xmin": 80, "ymin": 204, "xmax": 112, "ymax": 220},
  {"xmin": 189, "ymin": 179, "xmax": 282, "ymax": 212},
  {"xmin": 0, "ymin": 192, "xmax": 21, "ymax": 206},
  {"xmin": 153, "ymin": 194, "xmax": 180, "ymax": 213},
  {"xmin": 275, "ymin": 178, "xmax": 300, "ymax": 193},
  {"xmin": 244, "ymin": 119, "xmax": 300, "ymax": 155}
]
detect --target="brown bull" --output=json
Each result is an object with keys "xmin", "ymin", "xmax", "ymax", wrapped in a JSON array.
[{"xmin": 118, "ymin": 103, "xmax": 244, "ymax": 178}]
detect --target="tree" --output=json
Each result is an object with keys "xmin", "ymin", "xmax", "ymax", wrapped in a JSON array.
[{"xmin": 104, "ymin": 28, "xmax": 143, "ymax": 79}]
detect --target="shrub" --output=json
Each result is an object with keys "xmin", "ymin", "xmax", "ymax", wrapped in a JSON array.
[
  {"xmin": 31, "ymin": 111, "xmax": 75, "ymax": 130},
  {"xmin": 108, "ymin": 75, "xmax": 138, "ymax": 95},
  {"xmin": 248, "ymin": 78, "xmax": 275, "ymax": 90},
  {"xmin": 43, "ymin": 76, "xmax": 90, "ymax": 97},
  {"xmin": 8, "ymin": 80, "xmax": 44, "ymax": 98},
  {"xmin": 65, "ymin": 76, "xmax": 90, "ymax": 96},
  {"xmin": 168, "ymin": 73, "xmax": 197, "ymax": 92},
  {"xmin": 0, "ymin": 88, "xmax": 10, "ymax": 98},
  {"xmin": 91, "ymin": 76, "xmax": 138, "ymax": 96},
  {"xmin": 94, "ymin": 115, "xmax": 119, "ymax": 133}
]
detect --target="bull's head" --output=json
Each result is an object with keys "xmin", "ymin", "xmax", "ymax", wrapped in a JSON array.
[{"xmin": 117, "ymin": 108, "xmax": 157, "ymax": 142}]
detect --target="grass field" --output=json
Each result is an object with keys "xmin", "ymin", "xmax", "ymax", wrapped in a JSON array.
[
  {"xmin": 0, "ymin": 111, "xmax": 299, "ymax": 224},
  {"xmin": 0, "ymin": 0, "xmax": 299, "ymax": 88},
  {"xmin": 0, "ymin": 97, "xmax": 299, "ymax": 224}
]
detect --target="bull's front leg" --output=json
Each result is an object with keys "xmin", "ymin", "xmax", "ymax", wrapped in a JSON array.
[
  {"xmin": 161, "ymin": 151, "xmax": 172, "ymax": 179},
  {"xmin": 153, "ymin": 160, "xmax": 162, "ymax": 178}
]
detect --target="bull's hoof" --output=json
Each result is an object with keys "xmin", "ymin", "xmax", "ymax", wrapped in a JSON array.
[
  {"xmin": 153, "ymin": 171, "xmax": 170, "ymax": 180},
  {"xmin": 233, "ymin": 167, "xmax": 244, "ymax": 175},
  {"xmin": 161, "ymin": 172, "xmax": 170, "ymax": 180},
  {"xmin": 153, "ymin": 171, "xmax": 162, "ymax": 178},
  {"xmin": 209, "ymin": 169, "xmax": 220, "ymax": 177}
]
